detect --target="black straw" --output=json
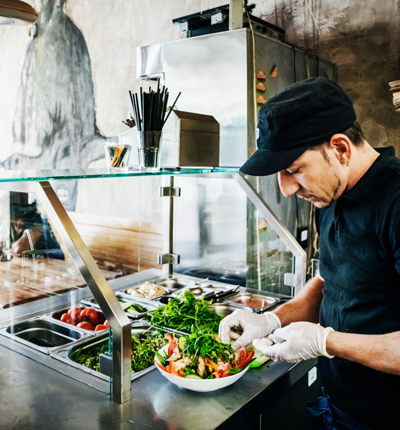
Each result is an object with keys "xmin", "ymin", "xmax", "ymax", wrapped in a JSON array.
[{"xmin": 129, "ymin": 84, "xmax": 179, "ymax": 132}]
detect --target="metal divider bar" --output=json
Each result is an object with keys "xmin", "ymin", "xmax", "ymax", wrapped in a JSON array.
[
  {"xmin": 235, "ymin": 172, "xmax": 307, "ymax": 295},
  {"xmin": 35, "ymin": 181, "xmax": 132, "ymax": 404}
]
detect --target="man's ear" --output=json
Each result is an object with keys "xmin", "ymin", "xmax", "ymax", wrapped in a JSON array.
[{"xmin": 328, "ymin": 134, "xmax": 351, "ymax": 166}]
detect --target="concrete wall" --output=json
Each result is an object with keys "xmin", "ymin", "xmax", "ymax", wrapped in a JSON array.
[
  {"xmin": 1, "ymin": 0, "xmax": 399, "ymax": 185},
  {"xmin": 253, "ymin": 0, "xmax": 400, "ymax": 154}
]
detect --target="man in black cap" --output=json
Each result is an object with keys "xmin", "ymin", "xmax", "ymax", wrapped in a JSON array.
[{"xmin": 219, "ymin": 77, "xmax": 400, "ymax": 430}]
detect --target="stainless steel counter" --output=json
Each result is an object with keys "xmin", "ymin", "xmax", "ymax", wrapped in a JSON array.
[
  {"xmin": 0, "ymin": 335, "xmax": 316, "ymax": 430},
  {"xmin": 0, "ymin": 269, "xmax": 318, "ymax": 429}
]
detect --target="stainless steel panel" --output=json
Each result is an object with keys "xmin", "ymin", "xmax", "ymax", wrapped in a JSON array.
[
  {"xmin": 138, "ymin": 29, "xmax": 249, "ymax": 168},
  {"xmin": 136, "ymin": 43, "xmax": 163, "ymax": 78}
]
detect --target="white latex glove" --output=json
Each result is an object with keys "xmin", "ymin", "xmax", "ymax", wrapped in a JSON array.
[
  {"xmin": 219, "ymin": 309, "xmax": 281, "ymax": 351},
  {"xmin": 253, "ymin": 322, "xmax": 335, "ymax": 363}
]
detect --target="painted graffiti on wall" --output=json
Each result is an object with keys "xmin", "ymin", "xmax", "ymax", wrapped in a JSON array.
[{"xmin": 2, "ymin": 0, "xmax": 113, "ymax": 210}]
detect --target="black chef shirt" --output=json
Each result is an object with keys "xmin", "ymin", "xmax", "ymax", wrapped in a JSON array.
[{"xmin": 317, "ymin": 146, "xmax": 400, "ymax": 430}]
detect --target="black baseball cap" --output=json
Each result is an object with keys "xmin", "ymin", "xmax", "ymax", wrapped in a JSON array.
[{"xmin": 240, "ymin": 77, "xmax": 357, "ymax": 176}]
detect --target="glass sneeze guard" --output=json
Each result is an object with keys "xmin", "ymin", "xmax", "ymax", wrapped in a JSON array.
[{"xmin": 0, "ymin": 167, "xmax": 305, "ymax": 404}]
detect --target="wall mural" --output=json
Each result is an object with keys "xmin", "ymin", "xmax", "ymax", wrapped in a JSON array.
[{"xmin": 2, "ymin": 0, "xmax": 112, "ymax": 210}]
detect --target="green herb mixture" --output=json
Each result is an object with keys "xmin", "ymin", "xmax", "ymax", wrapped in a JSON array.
[
  {"xmin": 72, "ymin": 331, "xmax": 168, "ymax": 373},
  {"xmin": 149, "ymin": 290, "xmax": 223, "ymax": 333}
]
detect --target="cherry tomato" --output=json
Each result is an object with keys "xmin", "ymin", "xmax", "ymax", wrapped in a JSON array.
[
  {"xmin": 238, "ymin": 349, "xmax": 255, "ymax": 369},
  {"xmin": 235, "ymin": 346, "xmax": 248, "ymax": 368},
  {"xmin": 77, "ymin": 321, "xmax": 94, "ymax": 331},
  {"xmin": 104, "ymin": 320, "xmax": 109, "ymax": 328},
  {"xmin": 95, "ymin": 324, "xmax": 107, "ymax": 331},
  {"xmin": 80, "ymin": 308, "xmax": 98, "ymax": 326},
  {"xmin": 60, "ymin": 313, "xmax": 72, "ymax": 324},
  {"xmin": 68, "ymin": 307, "xmax": 82, "ymax": 325}
]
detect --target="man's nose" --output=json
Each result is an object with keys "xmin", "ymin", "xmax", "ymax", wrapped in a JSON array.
[{"xmin": 278, "ymin": 171, "xmax": 300, "ymax": 198}]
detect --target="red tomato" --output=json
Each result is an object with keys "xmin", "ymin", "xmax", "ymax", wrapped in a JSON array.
[
  {"xmin": 155, "ymin": 361, "xmax": 167, "ymax": 373},
  {"xmin": 168, "ymin": 361, "xmax": 184, "ymax": 377},
  {"xmin": 235, "ymin": 346, "xmax": 248, "ymax": 368},
  {"xmin": 60, "ymin": 313, "xmax": 72, "ymax": 325},
  {"xmin": 77, "ymin": 321, "xmax": 94, "ymax": 331},
  {"xmin": 80, "ymin": 308, "xmax": 98, "ymax": 326},
  {"xmin": 104, "ymin": 320, "xmax": 109, "ymax": 328},
  {"xmin": 168, "ymin": 338, "xmax": 177, "ymax": 357},
  {"xmin": 238, "ymin": 349, "xmax": 255, "ymax": 369},
  {"xmin": 68, "ymin": 308, "xmax": 82, "ymax": 315},
  {"xmin": 68, "ymin": 307, "xmax": 82, "ymax": 325},
  {"xmin": 164, "ymin": 333, "xmax": 173, "ymax": 343},
  {"xmin": 95, "ymin": 324, "xmax": 107, "ymax": 331},
  {"xmin": 220, "ymin": 363, "xmax": 232, "ymax": 377}
]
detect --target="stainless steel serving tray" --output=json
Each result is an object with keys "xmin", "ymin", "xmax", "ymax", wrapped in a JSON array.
[
  {"xmin": 222, "ymin": 292, "xmax": 279, "ymax": 312},
  {"xmin": 0, "ymin": 317, "xmax": 91, "ymax": 354},
  {"xmin": 81, "ymin": 295, "xmax": 160, "ymax": 319},
  {"xmin": 117, "ymin": 284, "xmax": 172, "ymax": 303},
  {"xmin": 209, "ymin": 302, "xmax": 252, "ymax": 318},
  {"xmin": 51, "ymin": 325, "xmax": 173, "ymax": 382},
  {"xmin": 42, "ymin": 305, "xmax": 107, "ymax": 334}
]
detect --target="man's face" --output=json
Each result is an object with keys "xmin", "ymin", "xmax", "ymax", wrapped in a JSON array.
[{"xmin": 278, "ymin": 146, "xmax": 346, "ymax": 209}]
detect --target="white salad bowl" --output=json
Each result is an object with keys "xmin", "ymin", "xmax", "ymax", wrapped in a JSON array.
[{"xmin": 154, "ymin": 343, "xmax": 250, "ymax": 392}]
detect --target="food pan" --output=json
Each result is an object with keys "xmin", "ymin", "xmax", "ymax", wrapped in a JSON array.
[
  {"xmin": 209, "ymin": 302, "xmax": 252, "ymax": 318},
  {"xmin": 0, "ymin": 318, "xmax": 90, "ymax": 354},
  {"xmin": 117, "ymin": 282, "xmax": 172, "ymax": 302},
  {"xmin": 81, "ymin": 295, "xmax": 160, "ymax": 319},
  {"xmin": 51, "ymin": 326, "xmax": 172, "ymax": 382},
  {"xmin": 222, "ymin": 292, "xmax": 279, "ymax": 312},
  {"xmin": 42, "ymin": 305, "xmax": 107, "ymax": 334}
]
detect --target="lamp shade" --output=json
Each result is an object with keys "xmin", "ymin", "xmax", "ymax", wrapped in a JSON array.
[{"xmin": 0, "ymin": 0, "xmax": 38, "ymax": 25}]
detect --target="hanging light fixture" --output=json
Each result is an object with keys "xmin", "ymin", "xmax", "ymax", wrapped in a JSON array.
[{"xmin": 0, "ymin": 0, "xmax": 38, "ymax": 25}]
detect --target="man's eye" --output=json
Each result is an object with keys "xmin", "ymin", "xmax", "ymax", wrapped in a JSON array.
[{"xmin": 287, "ymin": 168, "xmax": 299, "ymax": 175}]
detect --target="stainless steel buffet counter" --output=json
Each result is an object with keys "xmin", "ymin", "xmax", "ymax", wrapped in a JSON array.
[
  {"xmin": 0, "ymin": 269, "xmax": 319, "ymax": 430},
  {"xmin": 0, "ymin": 335, "xmax": 317, "ymax": 430}
]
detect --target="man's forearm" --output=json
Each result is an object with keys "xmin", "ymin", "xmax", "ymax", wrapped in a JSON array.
[
  {"xmin": 326, "ymin": 330, "xmax": 400, "ymax": 375},
  {"xmin": 274, "ymin": 275, "xmax": 324, "ymax": 327}
]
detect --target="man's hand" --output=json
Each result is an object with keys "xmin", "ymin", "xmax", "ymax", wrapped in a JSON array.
[
  {"xmin": 219, "ymin": 310, "xmax": 281, "ymax": 351},
  {"xmin": 253, "ymin": 321, "xmax": 335, "ymax": 363}
]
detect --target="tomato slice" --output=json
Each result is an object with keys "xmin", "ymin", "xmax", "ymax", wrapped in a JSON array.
[
  {"xmin": 155, "ymin": 361, "xmax": 168, "ymax": 373},
  {"xmin": 168, "ymin": 361, "xmax": 185, "ymax": 377},
  {"xmin": 164, "ymin": 333, "xmax": 173, "ymax": 343},
  {"xmin": 220, "ymin": 363, "xmax": 232, "ymax": 377},
  {"xmin": 168, "ymin": 338, "xmax": 177, "ymax": 357},
  {"xmin": 238, "ymin": 349, "xmax": 255, "ymax": 369},
  {"xmin": 235, "ymin": 346, "xmax": 248, "ymax": 368}
]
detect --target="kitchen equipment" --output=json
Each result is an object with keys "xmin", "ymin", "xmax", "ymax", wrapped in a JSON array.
[
  {"xmin": 222, "ymin": 292, "xmax": 279, "ymax": 312},
  {"xmin": 0, "ymin": 318, "xmax": 89, "ymax": 354}
]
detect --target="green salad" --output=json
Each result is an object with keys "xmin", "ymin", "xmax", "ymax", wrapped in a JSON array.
[
  {"xmin": 148, "ymin": 290, "xmax": 222, "ymax": 333},
  {"xmin": 72, "ymin": 330, "xmax": 168, "ymax": 373}
]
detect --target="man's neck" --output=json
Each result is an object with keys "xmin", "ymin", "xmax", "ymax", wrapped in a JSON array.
[{"xmin": 346, "ymin": 144, "xmax": 380, "ymax": 191}]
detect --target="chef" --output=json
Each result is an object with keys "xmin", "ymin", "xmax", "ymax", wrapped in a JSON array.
[{"xmin": 219, "ymin": 77, "xmax": 400, "ymax": 430}]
